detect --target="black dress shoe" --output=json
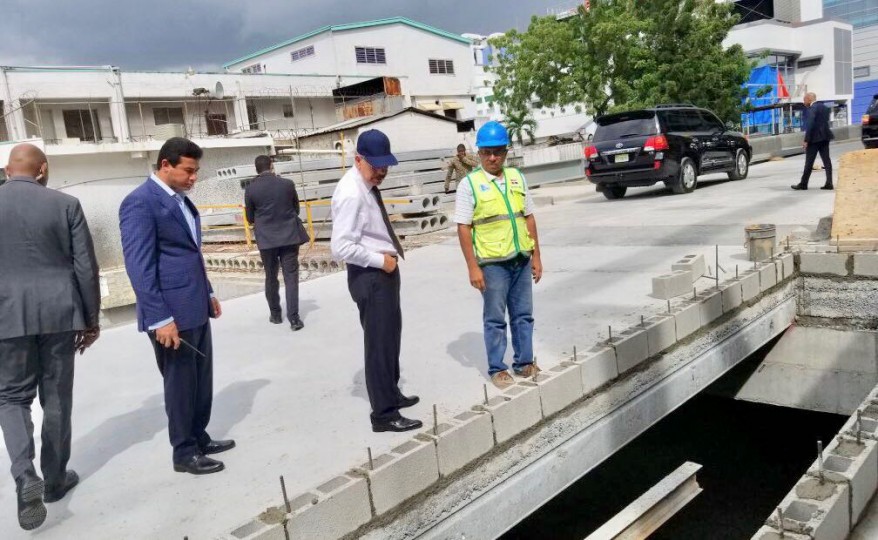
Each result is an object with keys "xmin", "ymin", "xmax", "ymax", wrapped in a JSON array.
[
  {"xmin": 201, "ymin": 439, "xmax": 236, "ymax": 455},
  {"xmin": 372, "ymin": 416, "xmax": 423, "ymax": 433},
  {"xmin": 791, "ymin": 184, "xmax": 807, "ymax": 190},
  {"xmin": 16, "ymin": 470, "xmax": 46, "ymax": 531},
  {"xmin": 820, "ymin": 184, "xmax": 834, "ymax": 190},
  {"xmin": 290, "ymin": 315, "xmax": 304, "ymax": 331},
  {"xmin": 269, "ymin": 313, "xmax": 283, "ymax": 324},
  {"xmin": 173, "ymin": 454, "xmax": 225, "ymax": 475},
  {"xmin": 44, "ymin": 470, "xmax": 79, "ymax": 503},
  {"xmin": 398, "ymin": 395, "xmax": 420, "ymax": 408}
]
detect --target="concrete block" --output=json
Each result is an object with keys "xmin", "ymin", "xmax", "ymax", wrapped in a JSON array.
[
  {"xmin": 720, "ymin": 280, "xmax": 743, "ymax": 312},
  {"xmin": 481, "ymin": 382, "xmax": 543, "ymax": 444},
  {"xmin": 418, "ymin": 410, "xmax": 494, "ymax": 477},
  {"xmin": 822, "ymin": 435, "xmax": 878, "ymax": 524},
  {"xmin": 696, "ymin": 288, "xmax": 723, "ymax": 325},
  {"xmin": 644, "ymin": 315, "xmax": 676, "ymax": 356},
  {"xmin": 854, "ymin": 252, "xmax": 878, "ymax": 277},
  {"xmin": 769, "ymin": 488, "xmax": 850, "ymax": 540},
  {"xmin": 799, "ymin": 252, "xmax": 849, "ymax": 277},
  {"xmin": 780, "ymin": 252, "xmax": 795, "ymax": 280},
  {"xmin": 609, "ymin": 327, "xmax": 649, "ymax": 373},
  {"xmin": 740, "ymin": 270, "xmax": 761, "ymax": 302},
  {"xmin": 759, "ymin": 262, "xmax": 778, "ymax": 291},
  {"xmin": 751, "ymin": 525, "xmax": 809, "ymax": 540},
  {"xmin": 651, "ymin": 270, "xmax": 693, "ymax": 299},
  {"xmin": 577, "ymin": 345, "xmax": 618, "ymax": 395},
  {"xmin": 672, "ymin": 301, "xmax": 701, "ymax": 341},
  {"xmin": 361, "ymin": 438, "xmax": 439, "ymax": 515},
  {"xmin": 534, "ymin": 362, "xmax": 584, "ymax": 417},
  {"xmin": 671, "ymin": 254, "xmax": 706, "ymax": 279}
]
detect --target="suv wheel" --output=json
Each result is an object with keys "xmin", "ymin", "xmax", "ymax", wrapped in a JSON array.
[
  {"xmin": 602, "ymin": 185, "xmax": 627, "ymax": 200},
  {"xmin": 727, "ymin": 149, "xmax": 749, "ymax": 180},
  {"xmin": 671, "ymin": 157, "xmax": 697, "ymax": 194}
]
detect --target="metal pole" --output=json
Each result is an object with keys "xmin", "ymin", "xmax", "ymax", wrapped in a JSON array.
[
  {"xmin": 715, "ymin": 245, "xmax": 719, "ymax": 288},
  {"xmin": 87, "ymin": 100, "xmax": 98, "ymax": 142},
  {"xmin": 183, "ymin": 100, "xmax": 190, "ymax": 137},
  {"xmin": 433, "ymin": 404, "xmax": 438, "ymax": 436},
  {"xmin": 367, "ymin": 447, "xmax": 374, "ymax": 471},
  {"xmin": 138, "ymin": 102, "xmax": 145, "ymax": 141},
  {"xmin": 817, "ymin": 440, "xmax": 824, "ymax": 483},
  {"xmin": 483, "ymin": 384, "xmax": 489, "ymax": 405}
]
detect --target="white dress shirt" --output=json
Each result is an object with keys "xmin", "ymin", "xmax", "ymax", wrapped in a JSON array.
[
  {"xmin": 453, "ymin": 168, "xmax": 535, "ymax": 225},
  {"xmin": 330, "ymin": 166, "xmax": 398, "ymax": 269}
]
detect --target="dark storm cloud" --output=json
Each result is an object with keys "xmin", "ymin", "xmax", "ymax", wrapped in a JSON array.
[{"xmin": 1, "ymin": 0, "xmax": 563, "ymax": 70}]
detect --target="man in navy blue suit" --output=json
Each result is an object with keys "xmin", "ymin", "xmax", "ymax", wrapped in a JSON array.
[
  {"xmin": 119, "ymin": 138, "xmax": 235, "ymax": 475},
  {"xmin": 792, "ymin": 92, "xmax": 835, "ymax": 191}
]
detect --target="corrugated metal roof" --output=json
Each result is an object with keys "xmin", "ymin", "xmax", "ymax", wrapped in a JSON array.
[{"xmin": 300, "ymin": 107, "xmax": 459, "ymax": 138}]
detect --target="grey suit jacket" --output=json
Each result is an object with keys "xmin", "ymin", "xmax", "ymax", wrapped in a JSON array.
[
  {"xmin": 0, "ymin": 176, "xmax": 101, "ymax": 340},
  {"xmin": 244, "ymin": 172, "xmax": 309, "ymax": 250}
]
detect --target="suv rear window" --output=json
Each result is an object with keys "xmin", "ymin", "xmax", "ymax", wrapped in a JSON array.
[{"xmin": 593, "ymin": 111, "xmax": 657, "ymax": 142}]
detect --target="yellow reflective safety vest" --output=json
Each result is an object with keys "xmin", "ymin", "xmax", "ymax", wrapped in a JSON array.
[{"xmin": 467, "ymin": 167, "xmax": 535, "ymax": 265}]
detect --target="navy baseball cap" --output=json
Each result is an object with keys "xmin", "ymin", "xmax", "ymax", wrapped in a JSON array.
[{"xmin": 356, "ymin": 129, "xmax": 398, "ymax": 168}]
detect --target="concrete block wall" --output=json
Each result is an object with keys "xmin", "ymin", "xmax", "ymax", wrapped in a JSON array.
[
  {"xmin": 759, "ymin": 261, "xmax": 778, "ymax": 291},
  {"xmin": 695, "ymin": 288, "xmax": 723, "ymax": 325},
  {"xmin": 535, "ymin": 362, "xmax": 585, "ymax": 417},
  {"xmin": 799, "ymin": 252, "xmax": 849, "ymax": 277},
  {"xmin": 644, "ymin": 315, "xmax": 676, "ymax": 357},
  {"xmin": 672, "ymin": 300, "xmax": 701, "ymax": 341},
  {"xmin": 720, "ymin": 280, "xmax": 743, "ymax": 312},
  {"xmin": 671, "ymin": 254, "xmax": 706, "ymax": 279},
  {"xmin": 417, "ymin": 410, "xmax": 494, "ymax": 477},
  {"xmin": 360, "ymin": 438, "xmax": 440, "ymax": 515},
  {"xmin": 610, "ymin": 327, "xmax": 649, "ymax": 373},
  {"xmin": 651, "ymin": 270, "xmax": 693, "ymax": 299},
  {"xmin": 576, "ymin": 345, "xmax": 618, "ymax": 395},
  {"xmin": 740, "ymin": 270, "xmax": 761, "ymax": 302},
  {"xmin": 480, "ymin": 382, "xmax": 543, "ymax": 444}
]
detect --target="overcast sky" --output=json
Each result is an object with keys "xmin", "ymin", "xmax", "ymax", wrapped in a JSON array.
[{"xmin": 1, "ymin": 0, "xmax": 567, "ymax": 71}]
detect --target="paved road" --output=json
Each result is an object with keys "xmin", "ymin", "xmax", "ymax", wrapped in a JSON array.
[{"xmin": 0, "ymin": 141, "xmax": 858, "ymax": 538}]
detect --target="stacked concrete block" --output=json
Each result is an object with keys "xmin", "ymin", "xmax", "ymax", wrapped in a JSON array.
[
  {"xmin": 229, "ymin": 474, "xmax": 372, "ymax": 540},
  {"xmin": 609, "ymin": 327, "xmax": 649, "ymax": 373},
  {"xmin": 768, "ymin": 486, "xmax": 850, "ymax": 540},
  {"xmin": 740, "ymin": 270, "xmax": 761, "ymax": 302},
  {"xmin": 820, "ymin": 434, "xmax": 878, "ymax": 524},
  {"xmin": 644, "ymin": 315, "xmax": 676, "ymax": 356},
  {"xmin": 576, "ymin": 345, "xmax": 618, "ymax": 395},
  {"xmin": 854, "ymin": 252, "xmax": 878, "ymax": 277},
  {"xmin": 671, "ymin": 254, "xmax": 706, "ymax": 279},
  {"xmin": 799, "ymin": 252, "xmax": 849, "ymax": 277},
  {"xmin": 480, "ymin": 382, "xmax": 543, "ymax": 444},
  {"xmin": 751, "ymin": 525, "xmax": 810, "ymax": 540},
  {"xmin": 719, "ymin": 280, "xmax": 743, "ymax": 312},
  {"xmin": 418, "ymin": 410, "xmax": 494, "ymax": 477},
  {"xmin": 758, "ymin": 262, "xmax": 778, "ymax": 291},
  {"xmin": 779, "ymin": 252, "xmax": 795, "ymax": 280},
  {"xmin": 672, "ymin": 301, "xmax": 701, "ymax": 341},
  {"xmin": 360, "ymin": 438, "xmax": 440, "ymax": 515},
  {"xmin": 651, "ymin": 270, "xmax": 692, "ymax": 299},
  {"xmin": 534, "ymin": 362, "xmax": 584, "ymax": 417},
  {"xmin": 695, "ymin": 288, "xmax": 723, "ymax": 325}
]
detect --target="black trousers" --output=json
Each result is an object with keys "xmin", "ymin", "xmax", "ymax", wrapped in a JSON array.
[
  {"xmin": 0, "ymin": 332, "xmax": 75, "ymax": 485},
  {"xmin": 800, "ymin": 140, "xmax": 833, "ymax": 187},
  {"xmin": 260, "ymin": 244, "xmax": 300, "ymax": 321},
  {"xmin": 148, "ymin": 322, "xmax": 213, "ymax": 463},
  {"xmin": 347, "ymin": 264, "xmax": 405, "ymax": 423}
]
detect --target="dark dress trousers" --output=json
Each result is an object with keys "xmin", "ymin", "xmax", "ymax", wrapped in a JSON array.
[
  {"xmin": 119, "ymin": 178, "xmax": 217, "ymax": 464},
  {"xmin": 244, "ymin": 172, "xmax": 309, "ymax": 320},
  {"xmin": 800, "ymin": 102, "xmax": 835, "ymax": 187},
  {"xmin": 0, "ymin": 176, "xmax": 100, "ymax": 485}
]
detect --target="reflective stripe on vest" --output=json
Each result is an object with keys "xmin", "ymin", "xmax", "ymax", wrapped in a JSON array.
[{"xmin": 467, "ymin": 167, "xmax": 535, "ymax": 265}]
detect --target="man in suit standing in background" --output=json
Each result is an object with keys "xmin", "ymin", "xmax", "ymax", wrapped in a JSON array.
[
  {"xmin": 244, "ymin": 155, "xmax": 309, "ymax": 330},
  {"xmin": 0, "ymin": 143, "xmax": 101, "ymax": 530},
  {"xmin": 120, "ymin": 137, "xmax": 234, "ymax": 477},
  {"xmin": 792, "ymin": 92, "xmax": 835, "ymax": 191}
]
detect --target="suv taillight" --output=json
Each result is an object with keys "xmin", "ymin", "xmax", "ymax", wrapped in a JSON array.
[
  {"xmin": 584, "ymin": 145, "xmax": 598, "ymax": 160},
  {"xmin": 863, "ymin": 114, "xmax": 871, "ymax": 125},
  {"xmin": 644, "ymin": 135, "xmax": 669, "ymax": 152}
]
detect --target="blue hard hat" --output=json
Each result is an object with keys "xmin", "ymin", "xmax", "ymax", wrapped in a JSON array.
[
  {"xmin": 476, "ymin": 121, "xmax": 509, "ymax": 148},
  {"xmin": 357, "ymin": 129, "xmax": 398, "ymax": 168}
]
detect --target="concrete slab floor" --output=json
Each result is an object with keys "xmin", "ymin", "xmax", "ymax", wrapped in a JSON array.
[{"xmin": 0, "ymin": 141, "xmax": 855, "ymax": 538}]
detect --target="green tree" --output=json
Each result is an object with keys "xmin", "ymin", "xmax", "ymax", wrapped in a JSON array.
[
  {"xmin": 505, "ymin": 109, "xmax": 537, "ymax": 145},
  {"xmin": 490, "ymin": 0, "xmax": 753, "ymax": 122}
]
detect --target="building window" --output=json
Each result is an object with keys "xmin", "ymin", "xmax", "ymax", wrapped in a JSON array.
[
  {"xmin": 246, "ymin": 104, "xmax": 260, "ymax": 130},
  {"xmin": 355, "ymin": 46, "xmax": 386, "ymax": 64},
  {"xmin": 797, "ymin": 57, "xmax": 822, "ymax": 69},
  {"xmin": 153, "ymin": 107, "xmax": 184, "ymax": 126},
  {"xmin": 854, "ymin": 66, "xmax": 871, "ymax": 79},
  {"xmin": 63, "ymin": 109, "xmax": 102, "ymax": 142},
  {"xmin": 834, "ymin": 28, "xmax": 853, "ymax": 94},
  {"xmin": 290, "ymin": 45, "xmax": 315, "ymax": 62},
  {"xmin": 283, "ymin": 104, "xmax": 295, "ymax": 118},
  {"xmin": 428, "ymin": 59, "xmax": 455, "ymax": 75},
  {"xmin": 242, "ymin": 63, "xmax": 263, "ymax": 74},
  {"xmin": 205, "ymin": 113, "xmax": 228, "ymax": 136}
]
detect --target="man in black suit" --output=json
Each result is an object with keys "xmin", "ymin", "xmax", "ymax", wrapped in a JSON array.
[
  {"xmin": 792, "ymin": 92, "xmax": 835, "ymax": 191},
  {"xmin": 0, "ymin": 143, "xmax": 101, "ymax": 530},
  {"xmin": 244, "ymin": 155, "xmax": 310, "ymax": 330}
]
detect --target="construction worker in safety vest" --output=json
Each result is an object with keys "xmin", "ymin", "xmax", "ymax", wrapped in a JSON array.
[{"xmin": 453, "ymin": 121, "xmax": 543, "ymax": 390}]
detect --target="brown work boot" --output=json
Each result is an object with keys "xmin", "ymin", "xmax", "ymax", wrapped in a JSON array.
[
  {"xmin": 491, "ymin": 371, "xmax": 515, "ymax": 390},
  {"xmin": 515, "ymin": 363, "xmax": 541, "ymax": 378}
]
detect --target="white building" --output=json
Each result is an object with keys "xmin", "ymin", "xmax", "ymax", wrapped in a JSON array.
[{"xmin": 223, "ymin": 17, "xmax": 478, "ymax": 121}]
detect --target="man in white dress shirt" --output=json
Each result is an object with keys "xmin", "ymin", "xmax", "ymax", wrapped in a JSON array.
[{"xmin": 330, "ymin": 130, "xmax": 422, "ymax": 433}]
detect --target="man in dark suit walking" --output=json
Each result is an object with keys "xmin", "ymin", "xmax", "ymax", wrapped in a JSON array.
[
  {"xmin": 0, "ymin": 143, "xmax": 101, "ymax": 530},
  {"xmin": 244, "ymin": 155, "xmax": 309, "ymax": 330},
  {"xmin": 792, "ymin": 92, "xmax": 835, "ymax": 191},
  {"xmin": 119, "ymin": 138, "xmax": 234, "ymax": 476}
]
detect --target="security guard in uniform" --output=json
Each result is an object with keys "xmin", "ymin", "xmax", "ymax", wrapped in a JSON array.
[{"xmin": 453, "ymin": 121, "xmax": 543, "ymax": 389}]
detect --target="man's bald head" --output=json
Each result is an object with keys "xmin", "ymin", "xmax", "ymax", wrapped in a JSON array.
[
  {"xmin": 804, "ymin": 92, "xmax": 817, "ymax": 107},
  {"xmin": 6, "ymin": 143, "xmax": 49, "ymax": 184}
]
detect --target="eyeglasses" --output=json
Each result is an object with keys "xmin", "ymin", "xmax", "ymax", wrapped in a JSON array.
[{"xmin": 479, "ymin": 148, "xmax": 508, "ymax": 158}]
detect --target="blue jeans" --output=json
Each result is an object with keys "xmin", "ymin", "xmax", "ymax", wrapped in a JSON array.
[{"xmin": 481, "ymin": 255, "xmax": 534, "ymax": 375}]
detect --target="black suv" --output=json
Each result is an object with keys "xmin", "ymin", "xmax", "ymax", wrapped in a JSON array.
[
  {"xmin": 584, "ymin": 105, "xmax": 752, "ymax": 200},
  {"xmin": 862, "ymin": 94, "xmax": 878, "ymax": 149}
]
